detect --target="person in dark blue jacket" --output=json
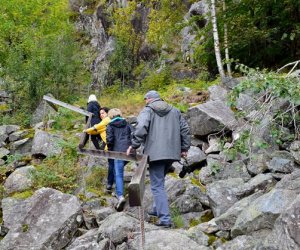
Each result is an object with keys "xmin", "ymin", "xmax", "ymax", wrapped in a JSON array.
[
  {"xmin": 85, "ymin": 94, "xmax": 102, "ymax": 149},
  {"xmin": 106, "ymin": 108, "xmax": 132, "ymax": 211}
]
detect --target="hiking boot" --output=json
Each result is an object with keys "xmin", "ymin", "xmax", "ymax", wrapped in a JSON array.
[
  {"xmin": 147, "ymin": 211, "xmax": 158, "ymax": 217},
  {"xmin": 106, "ymin": 185, "xmax": 112, "ymax": 192},
  {"xmin": 116, "ymin": 196, "xmax": 126, "ymax": 212},
  {"xmin": 155, "ymin": 222, "xmax": 172, "ymax": 228}
]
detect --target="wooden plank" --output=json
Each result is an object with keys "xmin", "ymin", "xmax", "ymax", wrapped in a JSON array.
[
  {"xmin": 78, "ymin": 115, "xmax": 92, "ymax": 149},
  {"xmin": 77, "ymin": 148, "xmax": 143, "ymax": 162},
  {"xmin": 128, "ymin": 154, "xmax": 148, "ymax": 207},
  {"xmin": 43, "ymin": 95, "xmax": 92, "ymax": 116}
]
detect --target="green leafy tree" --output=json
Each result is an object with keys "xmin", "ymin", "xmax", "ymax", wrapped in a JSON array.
[{"xmin": 0, "ymin": 0, "xmax": 90, "ymax": 120}]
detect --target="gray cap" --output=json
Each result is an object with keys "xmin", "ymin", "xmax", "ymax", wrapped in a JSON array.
[{"xmin": 144, "ymin": 90, "xmax": 160, "ymax": 99}]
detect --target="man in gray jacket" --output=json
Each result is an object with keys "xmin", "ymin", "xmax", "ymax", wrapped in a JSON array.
[{"xmin": 127, "ymin": 90, "xmax": 191, "ymax": 228}]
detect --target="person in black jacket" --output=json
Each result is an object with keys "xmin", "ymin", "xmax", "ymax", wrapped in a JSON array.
[
  {"xmin": 106, "ymin": 108, "xmax": 132, "ymax": 211},
  {"xmin": 85, "ymin": 94, "xmax": 102, "ymax": 149}
]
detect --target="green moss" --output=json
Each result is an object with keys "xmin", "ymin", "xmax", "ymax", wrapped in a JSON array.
[
  {"xmin": 200, "ymin": 210, "xmax": 214, "ymax": 223},
  {"xmin": 189, "ymin": 217, "xmax": 202, "ymax": 227},
  {"xmin": 11, "ymin": 190, "xmax": 34, "ymax": 199},
  {"xmin": 22, "ymin": 224, "xmax": 29, "ymax": 232},
  {"xmin": 191, "ymin": 177, "xmax": 206, "ymax": 193},
  {"xmin": 207, "ymin": 234, "xmax": 217, "ymax": 245}
]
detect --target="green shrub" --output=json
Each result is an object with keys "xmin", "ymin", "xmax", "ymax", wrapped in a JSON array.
[
  {"xmin": 32, "ymin": 140, "xmax": 80, "ymax": 193},
  {"xmin": 170, "ymin": 206, "xmax": 184, "ymax": 228}
]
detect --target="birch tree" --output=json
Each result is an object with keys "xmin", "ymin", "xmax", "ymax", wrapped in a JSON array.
[
  {"xmin": 210, "ymin": 0, "xmax": 226, "ymax": 81},
  {"xmin": 222, "ymin": 0, "xmax": 232, "ymax": 77}
]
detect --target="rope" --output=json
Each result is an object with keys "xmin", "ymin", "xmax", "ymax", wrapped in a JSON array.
[{"xmin": 139, "ymin": 206, "xmax": 145, "ymax": 250}]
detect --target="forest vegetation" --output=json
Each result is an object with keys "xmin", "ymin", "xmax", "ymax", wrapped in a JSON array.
[{"xmin": 0, "ymin": 0, "xmax": 299, "ymax": 126}]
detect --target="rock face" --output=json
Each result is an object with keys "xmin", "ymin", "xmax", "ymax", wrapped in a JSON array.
[{"xmin": 0, "ymin": 188, "xmax": 82, "ymax": 250}]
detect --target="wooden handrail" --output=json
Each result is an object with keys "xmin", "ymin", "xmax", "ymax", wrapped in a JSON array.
[{"xmin": 77, "ymin": 148, "xmax": 148, "ymax": 207}]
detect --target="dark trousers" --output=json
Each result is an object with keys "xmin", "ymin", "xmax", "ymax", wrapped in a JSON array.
[{"xmin": 83, "ymin": 134, "xmax": 101, "ymax": 149}]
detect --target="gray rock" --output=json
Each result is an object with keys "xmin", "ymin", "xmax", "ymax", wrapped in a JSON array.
[
  {"xmin": 0, "ymin": 188, "xmax": 82, "ymax": 249},
  {"xmin": 4, "ymin": 166, "xmax": 36, "ymax": 194},
  {"xmin": 205, "ymin": 136, "xmax": 222, "ymax": 154},
  {"xmin": 30, "ymin": 96, "xmax": 57, "ymax": 126},
  {"xmin": 263, "ymin": 194, "xmax": 300, "ymax": 250},
  {"xmin": 171, "ymin": 187, "xmax": 204, "ymax": 214},
  {"xmin": 186, "ymin": 146, "xmax": 206, "ymax": 166},
  {"xmin": 8, "ymin": 130, "xmax": 28, "ymax": 142},
  {"xmin": 216, "ymin": 235, "xmax": 261, "ymax": 250},
  {"xmin": 128, "ymin": 229, "xmax": 209, "ymax": 250},
  {"xmin": 186, "ymin": 225, "xmax": 210, "ymax": 246},
  {"xmin": 200, "ymin": 160, "xmax": 251, "ymax": 185},
  {"xmin": 187, "ymin": 100, "xmax": 238, "ymax": 136},
  {"xmin": 208, "ymin": 85, "xmax": 228, "ymax": 102},
  {"xmin": 236, "ymin": 93, "xmax": 257, "ymax": 111},
  {"xmin": 66, "ymin": 228, "xmax": 104, "ymax": 250},
  {"xmin": 247, "ymin": 152, "xmax": 270, "ymax": 175},
  {"xmin": 231, "ymin": 188, "xmax": 299, "ymax": 237},
  {"xmin": 0, "ymin": 147, "xmax": 10, "ymax": 159},
  {"xmin": 10, "ymin": 138, "xmax": 32, "ymax": 155},
  {"xmin": 274, "ymin": 169, "xmax": 300, "ymax": 192},
  {"xmin": 238, "ymin": 173, "xmax": 276, "ymax": 198},
  {"xmin": 196, "ymin": 218, "xmax": 219, "ymax": 234},
  {"xmin": 0, "ymin": 159, "xmax": 5, "ymax": 166},
  {"xmin": 206, "ymin": 178, "xmax": 245, "ymax": 217},
  {"xmin": 222, "ymin": 77, "xmax": 241, "ymax": 89},
  {"xmin": 0, "ymin": 133, "xmax": 8, "ymax": 145},
  {"xmin": 31, "ymin": 130, "xmax": 63, "ymax": 157},
  {"xmin": 215, "ymin": 191, "xmax": 263, "ymax": 231},
  {"xmin": 267, "ymin": 157, "xmax": 295, "ymax": 173},
  {"xmin": 5, "ymin": 125, "xmax": 20, "ymax": 134},
  {"xmin": 290, "ymin": 140, "xmax": 300, "ymax": 164},
  {"xmin": 93, "ymin": 207, "xmax": 116, "ymax": 225},
  {"xmin": 98, "ymin": 212, "xmax": 153, "ymax": 245}
]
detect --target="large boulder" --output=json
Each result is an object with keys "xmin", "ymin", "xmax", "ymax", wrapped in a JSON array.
[
  {"xmin": 208, "ymin": 85, "xmax": 228, "ymax": 102},
  {"xmin": 31, "ymin": 130, "xmax": 63, "ymax": 157},
  {"xmin": 206, "ymin": 178, "xmax": 245, "ymax": 217},
  {"xmin": 30, "ymin": 97, "xmax": 57, "ymax": 127},
  {"xmin": 231, "ymin": 188, "xmax": 299, "ymax": 237},
  {"xmin": 4, "ymin": 166, "xmax": 36, "ymax": 194},
  {"xmin": 98, "ymin": 212, "xmax": 155, "ymax": 245},
  {"xmin": 128, "ymin": 229, "xmax": 210, "ymax": 250},
  {"xmin": 263, "ymin": 194, "xmax": 300, "ymax": 250},
  {"xmin": 0, "ymin": 188, "xmax": 82, "ymax": 249},
  {"xmin": 214, "ymin": 191, "xmax": 263, "ymax": 231},
  {"xmin": 187, "ymin": 100, "xmax": 238, "ymax": 136},
  {"xmin": 216, "ymin": 235, "xmax": 261, "ymax": 250}
]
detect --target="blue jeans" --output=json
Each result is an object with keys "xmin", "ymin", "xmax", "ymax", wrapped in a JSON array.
[
  {"xmin": 107, "ymin": 158, "xmax": 115, "ymax": 187},
  {"xmin": 149, "ymin": 160, "xmax": 173, "ymax": 224},
  {"xmin": 114, "ymin": 159, "xmax": 127, "ymax": 198}
]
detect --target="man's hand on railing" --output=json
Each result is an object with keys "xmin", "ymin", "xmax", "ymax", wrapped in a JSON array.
[{"xmin": 126, "ymin": 146, "xmax": 136, "ymax": 156}]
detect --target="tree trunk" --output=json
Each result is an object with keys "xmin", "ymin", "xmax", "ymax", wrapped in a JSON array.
[
  {"xmin": 210, "ymin": 0, "xmax": 226, "ymax": 81},
  {"xmin": 222, "ymin": 0, "xmax": 232, "ymax": 77}
]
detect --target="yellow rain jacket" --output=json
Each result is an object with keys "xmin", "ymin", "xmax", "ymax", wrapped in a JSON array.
[{"xmin": 86, "ymin": 117, "xmax": 111, "ymax": 150}]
